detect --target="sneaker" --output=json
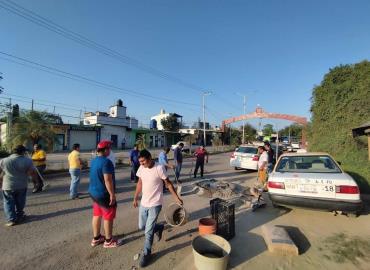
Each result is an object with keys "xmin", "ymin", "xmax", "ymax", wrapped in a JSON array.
[
  {"xmin": 16, "ymin": 214, "xmax": 27, "ymax": 223},
  {"xmin": 91, "ymin": 235, "xmax": 105, "ymax": 247},
  {"xmin": 5, "ymin": 221, "xmax": 16, "ymax": 227},
  {"xmin": 139, "ymin": 253, "xmax": 151, "ymax": 268},
  {"xmin": 155, "ymin": 225, "xmax": 164, "ymax": 242},
  {"xmin": 103, "ymin": 238, "xmax": 119, "ymax": 248}
]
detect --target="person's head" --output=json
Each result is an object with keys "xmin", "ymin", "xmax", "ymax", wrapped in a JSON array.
[
  {"xmin": 264, "ymin": 141, "xmax": 271, "ymax": 150},
  {"xmin": 96, "ymin": 140, "xmax": 112, "ymax": 156},
  {"xmin": 72, "ymin": 143, "xmax": 80, "ymax": 151},
  {"xmin": 138, "ymin": 149, "xmax": 152, "ymax": 168},
  {"xmin": 33, "ymin": 143, "xmax": 42, "ymax": 151},
  {"xmin": 13, "ymin": 145, "xmax": 27, "ymax": 155},
  {"xmin": 258, "ymin": 146, "xmax": 265, "ymax": 154},
  {"xmin": 164, "ymin": 147, "xmax": 170, "ymax": 154},
  {"xmin": 178, "ymin": 143, "xmax": 184, "ymax": 149}
]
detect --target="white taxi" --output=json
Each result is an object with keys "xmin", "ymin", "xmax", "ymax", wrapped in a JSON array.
[
  {"xmin": 268, "ymin": 152, "xmax": 363, "ymax": 215},
  {"xmin": 229, "ymin": 145, "xmax": 259, "ymax": 171}
]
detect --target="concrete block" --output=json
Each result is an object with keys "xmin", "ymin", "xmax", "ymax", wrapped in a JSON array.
[{"xmin": 261, "ymin": 224, "xmax": 299, "ymax": 256}]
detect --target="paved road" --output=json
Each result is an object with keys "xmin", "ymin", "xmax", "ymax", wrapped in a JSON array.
[
  {"xmin": 44, "ymin": 146, "xmax": 234, "ymax": 170},
  {"xmin": 1, "ymin": 153, "xmax": 369, "ymax": 270},
  {"xmin": 0, "ymin": 152, "xmax": 249, "ymax": 270}
]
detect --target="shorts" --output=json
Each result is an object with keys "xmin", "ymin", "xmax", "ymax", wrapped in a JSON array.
[{"xmin": 93, "ymin": 202, "xmax": 116, "ymax": 221}]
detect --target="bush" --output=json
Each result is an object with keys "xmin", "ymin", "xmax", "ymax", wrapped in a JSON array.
[{"xmin": 309, "ymin": 61, "xmax": 370, "ymax": 193}]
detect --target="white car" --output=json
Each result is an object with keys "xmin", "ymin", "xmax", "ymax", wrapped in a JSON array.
[
  {"xmin": 171, "ymin": 141, "xmax": 190, "ymax": 152},
  {"xmin": 268, "ymin": 152, "xmax": 363, "ymax": 215},
  {"xmin": 287, "ymin": 142, "xmax": 300, "ymax": 152},
  {"xmin": 230, "ymin": 145, "xmax": 259, "ymax": 171}
]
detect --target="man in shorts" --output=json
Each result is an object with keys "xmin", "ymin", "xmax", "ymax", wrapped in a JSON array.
[{"xmin": 88, "ymin": 140, "xmax": 119, "ymax": 248}]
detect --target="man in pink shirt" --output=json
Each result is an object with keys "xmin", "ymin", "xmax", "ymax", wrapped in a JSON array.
[{"xmin": 133, "ymin": 149, "xmax": 183, "ymax": 268}]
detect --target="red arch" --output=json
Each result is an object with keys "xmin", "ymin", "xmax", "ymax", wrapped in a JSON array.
[
  {"xmin": 221, "ymin": 107, "xmax": 308, "ymax": 147},
  {"xmin": 222, "ymin": 107, "xmax": 307, "ymax": 127}
]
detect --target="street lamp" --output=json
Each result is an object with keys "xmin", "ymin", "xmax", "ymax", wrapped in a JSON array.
[
  {"xmin": 235, "ymin": 92, "xmax": 247, "ymax": 144},
  {"xmin": 202, "ymin": 91, "xmax": 212, "ymax": 145}
]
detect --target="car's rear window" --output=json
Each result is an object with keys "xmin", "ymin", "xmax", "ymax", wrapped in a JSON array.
[
  {"xmin": 275, "ymin": 155, "xmax": 342, "ymax": 173},
  {"xmin": 236, "ymin": 147, "xmax": 258, "ymax": 154}
]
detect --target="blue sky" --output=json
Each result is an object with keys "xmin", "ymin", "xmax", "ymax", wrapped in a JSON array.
[{"xmin": 1, "ymin": 0, "xmax": 369, "ymax": 130}]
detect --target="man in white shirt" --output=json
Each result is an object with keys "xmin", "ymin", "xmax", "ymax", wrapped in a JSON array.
[
  {"xmin": 257, "ymin": 146, "xmax": 268, "ymax": 188},
  {"xmin": 133, "ymin": 149, "xmax": 182, "ymax": 268}
]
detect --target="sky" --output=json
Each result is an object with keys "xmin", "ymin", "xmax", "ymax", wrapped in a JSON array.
[{"xmin": 1, "ymin": 0, "xmax": 369, "ymax": 130}]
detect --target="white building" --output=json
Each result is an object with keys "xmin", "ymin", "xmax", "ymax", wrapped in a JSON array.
[
  {"xmin": 84, "ymin": 99, "xmax": 138, "ymax": 149},
  {"xmin": 150, "ymin": 109, "xmax": 183, "ymax": 131}
]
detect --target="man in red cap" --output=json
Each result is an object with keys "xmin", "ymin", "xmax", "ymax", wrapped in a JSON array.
[{"xmin": 88, "ymin": 140, "xmax": 119, "ymax": 248}]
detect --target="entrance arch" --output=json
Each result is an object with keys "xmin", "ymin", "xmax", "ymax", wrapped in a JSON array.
[{"xmin": 221, "ymin": 107, "xmax": 308, "ymax": 146}]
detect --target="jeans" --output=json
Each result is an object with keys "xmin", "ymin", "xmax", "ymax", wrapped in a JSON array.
[
  {"xmin": 194, "ymin": 160, "xmax": 204, "ymax": 178},
  {"xmin": 2, "ymin": 188, "xmax": 27, "ymax": 222},
  {"xmin": 69, "ymin": 168, "xmax": 81, "ymax": 198},
  {"xmin": 175, "ymin": 162, "xmax": 182, "ymax": 180},
  {"xmin": 138, "ymin": 205, "xmax": 163, "ymax": 255},
  {"xmin": 131, "ymin": 164, "xmax": 140, "ymax": 182}
]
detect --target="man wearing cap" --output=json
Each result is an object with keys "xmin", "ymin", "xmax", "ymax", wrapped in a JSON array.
[
  {"xmin": 133, "ymin": 149, "xmax": 183, "ymax": 267},
  {"xmin": 31, "ymin": 143, "xmax": 46, "ymax": 193},
  {"xmin": 88, "ymin": 140, "xmax": 119, "ymax": 248},
  {"xmin": 0, "ymin": 145, "xmax": 36, "ymax": 226}
]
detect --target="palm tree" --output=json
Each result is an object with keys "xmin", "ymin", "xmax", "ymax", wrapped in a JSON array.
[{"xmin": 8, "ymin": 110, "xmax": 58, "ymax": 151}]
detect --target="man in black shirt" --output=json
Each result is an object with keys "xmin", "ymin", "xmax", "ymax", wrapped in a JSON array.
[{"xmin": 264, "ymin": 142, "xmax": 275, "ymax": 173}]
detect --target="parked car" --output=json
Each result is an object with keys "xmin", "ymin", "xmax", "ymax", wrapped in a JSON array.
[
  {"xmin": 268, "ymin": 152, "xmax": 363, "ymax": 215},
  {"xmin": 171, "ymin": 141, "xmax": 190, "ymax": 152},
  {"xmin": 287, "ymin": 141, "xmax": 301, "ymax": 152},
  {"xmin": 230, "ymin": 145, "xmax": 259, "ymax": 171}
]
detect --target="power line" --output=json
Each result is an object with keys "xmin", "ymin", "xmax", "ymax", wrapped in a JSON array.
[
  {"xmin": 0, "ymin": 0, "xmax": 205, "ymax": 93},
  {"xmin": 0, "ymin": 0, "xmax": 247, "ymax": 117},
  {"xmin": 0, "ymin": 52, "xmax": 200, "ymax": 108}
]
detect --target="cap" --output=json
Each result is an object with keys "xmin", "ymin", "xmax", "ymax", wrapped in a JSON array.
[{"xmin": 97, "ymin": 140, "xmax": 112, "ymax": 149}]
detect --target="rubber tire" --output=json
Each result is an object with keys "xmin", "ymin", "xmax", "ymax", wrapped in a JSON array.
[{"xmin": 234, "ymin": 167, "xmax": 239, "ymax": 170}]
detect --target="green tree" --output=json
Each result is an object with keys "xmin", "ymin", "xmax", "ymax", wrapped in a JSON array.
[
  {"xmin": 161, "ymin": 114, "xmax": 181, "ymax": 131},
  {"xmin": 241, "ymin": 123, "xmax": 257, "ymax": 143},
  {"xmin": 262, "ymin": 124, "xmax": 275, "ymax": 136},
  {"xmin": 7, "ymin": 110, "xmax": 58, "ymax": 151},
  {"xmin": 309, "ymin": 60, "xmax": 370, "ymax": 192},
  {"xmin": 135, "ymin": 134, "xmax": 147, "ymax": 150},
  {"xmin": 279, "ymin": 123, "xmax": 303, "ymax": 138}
]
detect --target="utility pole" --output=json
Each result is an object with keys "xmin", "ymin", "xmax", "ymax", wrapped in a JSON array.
[
  {"xmin": 31, "ymin": 99, "xmax": 34, "ymax": 111},
  {"xmin": 229, "ymin": 124, "xmax": 232, "ymax": 145},
  {"xmin": 236, "ymin": 93, "xmax": 247, "ymax": 144},
  {"xmin": 7, "ymin": 98, "xmax": 12, "ymax": 143},
  {"xmin": 242, "ymin": 95, "xmax": 246, "ymax": 144},
  {"xmin": 202, "ymin": 91, "xmax": 212, "ymax": 146}
]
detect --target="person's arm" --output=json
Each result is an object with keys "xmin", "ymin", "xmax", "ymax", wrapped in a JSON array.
[
  {"xmin": 205, "ymin": 150, "xmax": 209, "ymax": 163},
  {"xmin": 103, "ymin": 173, "xmax": 116, "ymax": 206},
  {"xmin": 133, "ymin": 178, "xmax": 142, "ymax": 208},
  {"xmin": 163, "ymin": 178, "xmax": 183, "ymax": 205}
]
